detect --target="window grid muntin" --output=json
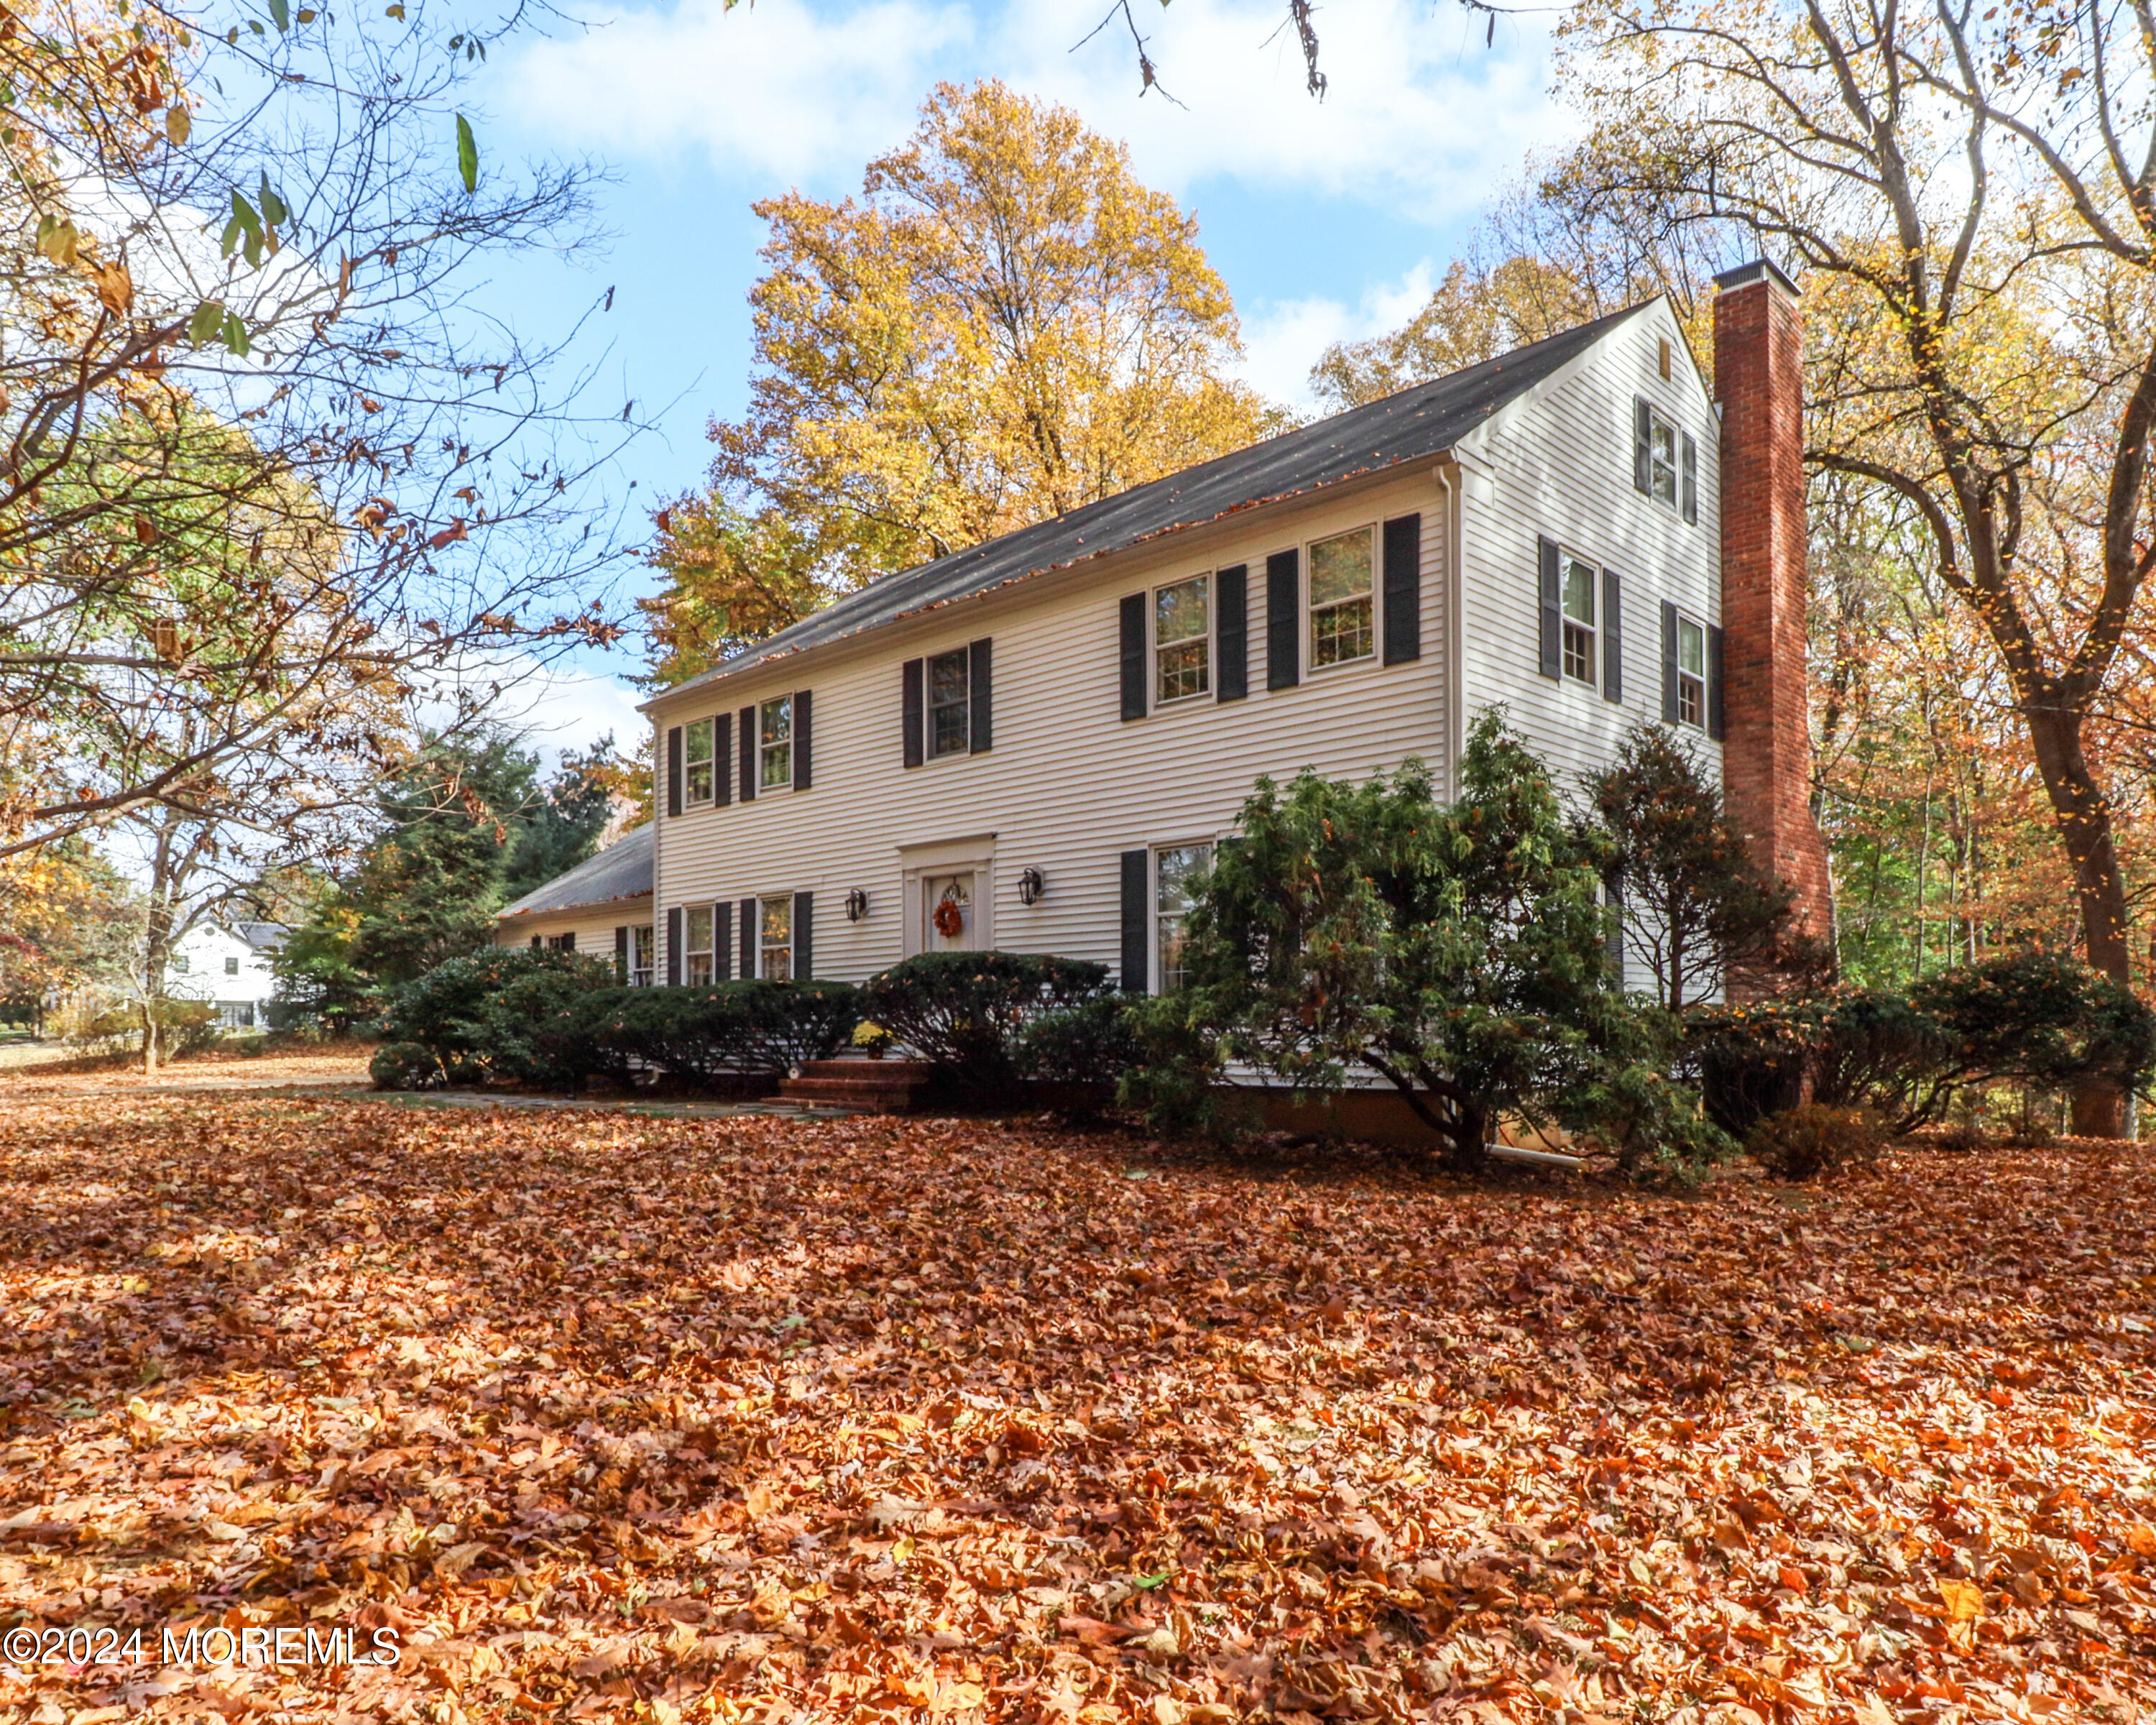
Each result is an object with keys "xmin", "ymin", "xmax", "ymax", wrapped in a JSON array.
[
  {"xmin": 1154, "ymin": 574, "xmax": 1210, "ymax": 703},
  {"xmin": 758, "ymin": 894, "xmax": 793, "ymax": 982},
  {"xmin": 929, "ymin": 647, "xmax": 970, "ymax": 758},
  {"xmin": 758, "ymin": 696, "xmax": 792, "ymax": 789},
  {"xmin": 1309, "ymin": 528, "xmax": 1375, "ymax": 669},
  {"xmin": 684, "ymin": 717, "xmax": 714, "ymax": 806},
  {"xmin": 631, "ymin": 924, "xmax": 655, "ymax": 988},
  {"xmin": 1155, "ymin": 843, "xmax": 1213, "ymax": 993}
]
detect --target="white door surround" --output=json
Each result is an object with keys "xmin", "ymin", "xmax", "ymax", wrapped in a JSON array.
[{"xmin": 897, "ymin": 834, "xmax": 995, "ymax": 958}]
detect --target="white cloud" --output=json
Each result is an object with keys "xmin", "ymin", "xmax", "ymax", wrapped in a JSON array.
[
  {"xmin": 502, "ymin": 0, "xmax": 1563, "ymax": 217},
  {"xmin": 1236, "ymin": 262, "xmax": 1438, "ymax": 414},
  {"xmin": 999, "ymin": 0, "xmax": 1562, "ymax": 221},
  {"xmin": 510, "ymin": 0, "xmax": 973, "ymax": 184},
  {"xmin": 496, "ymin": 660, "xmax": 650, "ymax": 765}
]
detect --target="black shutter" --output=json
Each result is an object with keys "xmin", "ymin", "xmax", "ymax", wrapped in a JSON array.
[
  {"xmin": 902, "ymin": 658, "xmax": 925, "ymax": 768},
  {"xmin": 1682, "ymin": 431, "xmax": 1699, "ymax": 524},
  {"xmin": 714, "ymin": 710, "xmax": 732, "ymax": 806},
  {"xmin": 1382, "ymin": 514, "xmax": 1422, "ymax": 665},
  {"xmin": 1266, "ymin": 548, "xmax": 1299, "ymax": 691},
  {"xmin": 614, "ymin": 924, "xmax": 629, "ymax": 985},
  {"xmin": 1216, "ymin": 564, "xmax": 1248, "ymax": 702},
  {"xmin": 1660, "ymin": 600, "xmax": 1681, "ymax": 723},
  {"xmin": 665, "ymin": 906, "xmax": 681, "ymax": 987},
  {"xmin": 665, "ymin": 725, "xmax": 683, "ymax": 817},
  {"xmin": 530, "ymin": 934, "xmax": 541, "ymax": 949},
  {"xmin": 1120, "ymin": 849, "xmax": 1148, "ymax": 993},
  {"xmin": 969, "ymin": 638, "xmax": 992, "ymax": 753},
  {"xmin": 1119, "ymin": 594, "xmax": 1147, "ymax": 721},
  {"xmin": 1634, "ymin": 397, "xmax": 1654, "ymax": 494},
  {"xmin": 1537, "ymin": 536, "xmax": 1562, "ymax": 679},
  {"xmin": 1707, "ymin": 624, "xmax": 1726, "ymax": 740},
  {"xmin": 794, "ymin": 891, "xmax": 814, "ymax": 980},
  {"xmin": 740, "ymin": 898, "xmax": 756, "ymax": 980},
  {"xmin": 793, "ymin": 689, "xmax": 813, "ymax": 791},
  {"xmin": 738, "ymin": 704, "xmax": 756, "ymax": 801},
  {"xmin": 1602, "ymin": 569, "xmax": 1623, "ymax": 704},
  {"xmin": 715, "ymin": 901, "xmax": 732, "ymax": 981}
]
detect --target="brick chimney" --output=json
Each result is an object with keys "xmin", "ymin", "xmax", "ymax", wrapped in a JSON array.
[{"xmin": 1713, "ymin": 259, "xmax": 1831, "ymax": 943}]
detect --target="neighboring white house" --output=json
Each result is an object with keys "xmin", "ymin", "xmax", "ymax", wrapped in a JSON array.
[
  {"xmin": 168, "ymin": 922, "xmax": 286, "ymax": 1029},
  {"xmin": 507, "ymin": 267, "xmax": 1828, "ymax": 1000}
]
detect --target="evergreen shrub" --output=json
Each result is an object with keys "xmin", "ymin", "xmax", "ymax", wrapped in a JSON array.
[{"xmin": 862, "ymin": 952, "xmax": 1118, "ymax": 1101}]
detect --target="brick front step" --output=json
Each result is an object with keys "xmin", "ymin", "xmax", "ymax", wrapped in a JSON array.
[{"xmin": 777, "ymin": 1059, "xmax": 936, "ymax": 1114}]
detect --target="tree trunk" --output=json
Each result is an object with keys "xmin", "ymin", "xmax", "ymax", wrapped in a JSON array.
[
  {"xmin": 2023, "ymin": 704, "xmax": 2131, "ymax": 1136},
  {"xmin": 141, "ymin": 1000, "xmax": 160, "ymax": 1076}
]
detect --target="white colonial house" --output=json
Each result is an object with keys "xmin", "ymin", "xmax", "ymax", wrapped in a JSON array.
[
  {"xmin": 167, "ymin": 921, "xmax": 286, "ymax": 1029},
  {"xmin": 502, "ymin": 264, "xmax": 1826, "ymax": 996}
]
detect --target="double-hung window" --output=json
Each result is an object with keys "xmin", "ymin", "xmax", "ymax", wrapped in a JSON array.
[
  {"xmin": 683, "ymin": 906, "xmax": 715, "ymax": 985},
  {"xmin": 1156, "ymin": 844, "xmax": 1213, "ymax": 993},
  {"xmin": 1562, "ymin": 552, "xmax": 1597, "ymax": 685},
  {"xmin": 684, "ymin": 717, "xmax": 715, "ymax": 805},
  {"xmin": 758, "ymin": 895, "xmax": 793, "ymax": 981},
  {"xmin": 548, "ymin": 932, "xmax": 576, "ymax": 952},
  {"xmin": 1676, "ymin": 614, "xmax": 1707, "ymax": 728},
  {"xmin": 224, "ymin": 954, "xmax": 241, "ymax": 975},
  {"xmin": 1648, "ymin": 410, "xmax": 1678, "ymax": 507},
  {"xmin": 929, "ymin": 646, "xmax": 970, "ymax": 757},
  {"xmin": 1154, "ymin": 575, "xmax": 1210, "ymax": 703},
  {"xmin": 1309, "ymin": 528, "xmax": 1374, "ymax": 668},
  {"xmin": 1636, "ymin": 398, "xmax": 1698, "ymax": 523},
  {"xmin": 630, "ymin": 924, "xmax": 655, "ymax": 988},
  {"xmin": 758, "ymin": 696, "xmax": 792, "ymax": 790}
]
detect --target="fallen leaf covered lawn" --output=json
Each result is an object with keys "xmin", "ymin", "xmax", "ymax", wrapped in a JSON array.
[{"xmin": 1, "ymin": 1097, "xmax": 2152, "ymax": 1723}]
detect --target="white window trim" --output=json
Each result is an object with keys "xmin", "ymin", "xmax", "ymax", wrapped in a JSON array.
[
  {"xmin": 756, "ymin": 893, "xmax": 794, "ymax": 981},
  {"xmin": 1151, "ymin": 839, "xmax": 1215, "ymax": 996},
  {"xmin": 683, "ymin": 903, "xmax": 716, "ymax": 985},
  {"xmin": 1306, "ymin": 522, "xmax": 1380, "ymax": 676},
  {"xmin": 753, "ymin": 694, "xmax": 794, "ymax": 795},
  {"xmin": 683, "ymin": 716, "xmax": 716, "ymax": 809},
  {"xmin": 1644, "ymin": 402, "xmax": 1682, "ymax": 514},
  {"xmin": 925, "ymin": 644, "xmax": 972, "ymax": 762},
  {"xmin": 1559, "ymin": 546, "xmax": 1599, "ymax": 689},
  {"xmin": 1152, "ymin": 573, "xmax": 1213, "ymax": 707},
  {"xmin": 630, "ymin": 923, "xmax": 656, "ymax": 989},
  {"xmin": 1674, "ymin": 610, "xmax": 1709, "ymax": 732}
]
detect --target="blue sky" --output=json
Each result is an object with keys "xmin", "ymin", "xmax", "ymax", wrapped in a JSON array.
[{"xmin": 468, "ymin": 0, "xmax": 1565, "ymax": 755}]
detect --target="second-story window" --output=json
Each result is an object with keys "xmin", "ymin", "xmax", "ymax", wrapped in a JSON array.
[
  {"xmin": 1676, "ymin": 614, "xmax": 1707, "ymax": 727},
  {"xmin": 1154, "ymin": 574, "xmax": 1210, "ymax": 702},
  {"xmin": 1309, "ymin": 528, "xmax": 1375, "ymax": 668},
  {"xmin": 1562, "ymin": 553, "xmax": 1597, "ymax": 684},
  {"xmin": 759, "ymin": 696, "xmax": 792, "ymax": 789},
  {"xmin": 684, "ymin": 717, "xmax": 714, "ymax": 805},
  {"xmin": 929, "ymin": 647, "xmax": 970, "ymax": 756}
]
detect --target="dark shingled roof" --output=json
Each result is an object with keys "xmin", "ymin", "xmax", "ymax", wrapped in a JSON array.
[
  {"xmin": 663, "ymin": 301, "xmax": 1652, "ymax": 696},
  {"xmin": 497, "ymin": 823, "xmax": 654, "ymax": 919}
]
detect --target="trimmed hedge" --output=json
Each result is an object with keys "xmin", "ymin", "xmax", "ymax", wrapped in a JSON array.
[
  {"xmin": 578, "ymin": 982, "xmax": 859, "ymax": 1086},
  {"xmin": 1690, "ymin": 949, "xmax": 2156, "ymax": 1136},
  {"xmin": 862, "ymin": 952, "xmax": 1120, "ymax": 1101}
]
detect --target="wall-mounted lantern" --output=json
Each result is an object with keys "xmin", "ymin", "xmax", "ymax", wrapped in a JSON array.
[
  {"xmin": 844, "ymin": 888, "xmax": 870, "ymax": 922},
  {"xmin": 1016, "ymin": 867, "xmax": 1046, "ymax": 906}
]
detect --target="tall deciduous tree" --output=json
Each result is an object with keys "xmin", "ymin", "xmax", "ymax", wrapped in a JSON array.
[
  {"xmin": 644, "ymin": 79, "xmax": 1276, "ymax": 680},
  {"xmin": 1557, "ymin": 0, "xmax": 2156, "ymax": 1132},
  {"xmin": 1, "ymin": 0, "xmax": 633, "ymax": 858}
]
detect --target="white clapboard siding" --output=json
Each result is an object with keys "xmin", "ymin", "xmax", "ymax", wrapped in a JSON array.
[
  {"xmin": 493, "ymin": 901, "xmax": 653, "ymax": 961},
  {"xmin": 1455, "ymin": 298, "xmax": 1723, "ymax": 790},
  {"xmin": 649, "ymin": 469, "xmax": 1450, "ymax": 985}
]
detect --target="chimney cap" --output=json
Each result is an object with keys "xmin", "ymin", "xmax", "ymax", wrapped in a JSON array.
[{"xmin": 1713, "ymin": 257, "xmax": 1800, "ymax": 298}]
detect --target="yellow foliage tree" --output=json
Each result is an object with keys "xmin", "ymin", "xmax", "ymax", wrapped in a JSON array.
[{"xmin": 645, "ymin": 79, "xmax": 1278, "ymax": 681}]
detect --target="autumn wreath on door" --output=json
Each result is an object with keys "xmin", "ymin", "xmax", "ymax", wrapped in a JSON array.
[{"xmin": 933, "ymin": 893, "xmax": 967, "ymax": 938}]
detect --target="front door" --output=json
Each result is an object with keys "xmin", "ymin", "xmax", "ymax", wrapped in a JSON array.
[{"xmin": 924, "ymin": 872, "xmax": 976, "ymax": 951}]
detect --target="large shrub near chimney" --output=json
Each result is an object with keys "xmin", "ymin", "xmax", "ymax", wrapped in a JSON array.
[{"xmin": 1124, "ymin": 713, "xmax": 1730, "ymax": 1179}]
